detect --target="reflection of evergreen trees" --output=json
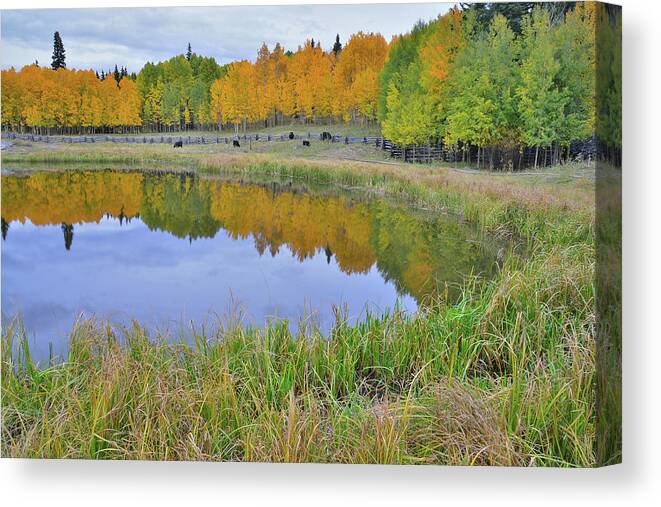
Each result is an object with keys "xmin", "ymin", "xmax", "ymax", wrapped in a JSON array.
[
  {"xmin": 61, "ymin": 223, "xmax": 74, "ymax": 251},
  {"xmin": 1, "ymin": 217, "xmax": 8, "ymax": 240}
]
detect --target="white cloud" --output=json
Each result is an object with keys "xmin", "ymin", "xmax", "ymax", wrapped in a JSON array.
[{"xmin": 1, "ymin": 3, "xmax": 450, "ymax": 72}]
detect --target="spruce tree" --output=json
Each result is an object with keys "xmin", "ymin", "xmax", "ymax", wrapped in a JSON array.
[
  {"xmin": 113, "ymin": 64, "xmax": 120, "ymax": 84},
  {"xmin": 51, "ymin": 31, "xmax": 66, "ymax": 69},
  {"xmin": 186, "ymin": 43, "xmax": 192, "ymax": 61},
  {"xmin": 333, "ymin": 34, "xmax": 342, "ymax": 57}
]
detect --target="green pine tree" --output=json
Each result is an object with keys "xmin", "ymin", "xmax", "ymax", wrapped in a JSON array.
[
  {"xmin": 333, "ymin": 34, "xmax": 342, "ymax": 57},
  {"xmin": 51, "ymin": 31, "xmax": 66, "ymax": 69}
]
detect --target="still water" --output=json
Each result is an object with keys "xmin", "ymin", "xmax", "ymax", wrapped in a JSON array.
[{"xmin": 1, "ymin": 169, "xmax": 501, "ymax": 360}]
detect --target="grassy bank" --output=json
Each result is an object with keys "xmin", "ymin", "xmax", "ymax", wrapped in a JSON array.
[{"xmin": 2, "ymin": 146, "xmax": 605, "ymax": 465}]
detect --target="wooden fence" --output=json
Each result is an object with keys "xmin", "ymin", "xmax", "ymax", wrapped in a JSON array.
[
  {"xmin": 376, "ymin": 137, "xmax": 598, "ymax": 169},
  {"xmin": 3, "ymin": 131, "xmax": 381, "ymax": 147}
]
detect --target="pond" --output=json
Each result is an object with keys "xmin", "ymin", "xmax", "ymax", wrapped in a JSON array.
[{"xmin": 1, "ymin": 168, "xmax": 502, "ymax": 361}]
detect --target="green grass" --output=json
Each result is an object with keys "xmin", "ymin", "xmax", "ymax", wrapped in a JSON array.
[
  {"xmin": 1, "ymin": 136, "xmax": 394, "ymax": 167},
  {"xmin": 1, "ymin": 149, "xmax": 612, "ymax": 466}
]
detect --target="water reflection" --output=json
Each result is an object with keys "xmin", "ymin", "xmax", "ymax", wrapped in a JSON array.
[{"xmin": 2, "ymin": 169, "xmax": 501, "ymax": 360}]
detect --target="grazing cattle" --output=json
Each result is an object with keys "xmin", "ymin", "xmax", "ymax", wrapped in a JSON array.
[
  {"xmin": 288, "ymin": 131, "xmax": 295, "ymax": 140},
  {"xmin": 233, "ymin": 140, "xmax": 240, "ymax": 148},
  {"xmin": 321, "ymin": 131, "xmax": 332, "ymax": 141},
  {"xmin": 302, "ymin": 140, "xmax": 310, "ymax": 147},
  {"xmin": 173, "ymin": 140, "xmax": 183, "ymax": 148}
]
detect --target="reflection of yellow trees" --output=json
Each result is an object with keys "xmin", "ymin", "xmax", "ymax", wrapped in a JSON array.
[
  {"xmin": 207, "ymin": 181, "xmax": 375, "ymax": 274},
  {"xmin": 1, "ymin": 171, "xmax": 498, "ymax": 302},
  {"xmin": 1, "ymin": 171, "xmax": 143, "ymax": 225},
  {"xmin": 368, "ymin": 205, "xmax": 497, "ymax": 302}
]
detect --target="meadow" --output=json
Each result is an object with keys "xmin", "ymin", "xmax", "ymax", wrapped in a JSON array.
[{"xmin": 1, "ymin": 137, "xmax": 611, "ymax": 466}]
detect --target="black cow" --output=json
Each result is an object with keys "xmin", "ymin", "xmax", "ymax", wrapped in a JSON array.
[
  {"xmin": 288, "ymin": 131, "xmax": 295, "ymax": 140},
  {"xmin": 173, "ymin": 140, "xmax": 183, "ymax": 148},
  {"xmin": 321, "ymin": 131, "xmax": 332, "ymax": 141},
  {"xmin": 233, "ymin": 140, "xmax": 240, "ymax": 148},
  {"xmin": 302, "ymin": 140, "xmax": 310, "ymax": 147}
]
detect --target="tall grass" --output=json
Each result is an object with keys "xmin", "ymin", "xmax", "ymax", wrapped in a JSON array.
[{"xmin": 1, "ymin": 154, "xmax": 601, "ymax": 465}]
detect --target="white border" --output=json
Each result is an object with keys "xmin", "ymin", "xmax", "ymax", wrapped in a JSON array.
[{"xmin": 2, "ymin": 1, "xmax": 660, "ymax": 505}]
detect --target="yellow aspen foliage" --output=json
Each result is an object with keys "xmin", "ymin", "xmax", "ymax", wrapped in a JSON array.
[
  {"xmin": 1, "ymin": 65, "xmax": 142, "ymax": 133},
  {"xmin": 334, "ymin": 32, "xmax": 388, "ymax": 121},
  {"xmin": 117, "ymin": 78, "xmax": 142, "ymax": 128},
  {"xmin": 209, "ymin": 33, "xmax": 387, "ymax": 126}
]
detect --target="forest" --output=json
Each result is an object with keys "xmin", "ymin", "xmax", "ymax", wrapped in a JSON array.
[{"xmin": 1, "ymin": 3, "xmax": 621, "ymax": 165}]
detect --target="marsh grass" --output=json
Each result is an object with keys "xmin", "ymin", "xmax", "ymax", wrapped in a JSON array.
[{"xmin": 1, "ymin": 149, "xmax": 601, "ymax": 465}]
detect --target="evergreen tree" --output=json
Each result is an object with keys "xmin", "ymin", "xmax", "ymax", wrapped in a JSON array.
[
  {"xmin": 51, "ymin": 31, "xmax": 66, "ymax": 69},
  {"xmin": 333, "ymin": 34, "xmax": 342, "ymax": 57},
  {"xmin": 186, "ymin": 43, "xmax": 192, "ymax": 61},
  {"xmin": 95, "ymin": 71, "xmax": 100, "ymax": 79},
  {"xmin": 114, "ymin": 64, "xmax": 120, "ymax": 84},
  {"xmin": 100, "ymin": 70, "xmax": 105, "ymax": 80},
  {"xmin": 461, "ymin": 2, "xmax": 533, "ymax": 34}
]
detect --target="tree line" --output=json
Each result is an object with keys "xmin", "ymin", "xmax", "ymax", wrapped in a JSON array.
[
  {"xmin": 209, "ymin": 32, "xmax": 388, "ymax": 133},
  {"xmin": 1, "ymin": 32, "xmax": 386, "ymax": 134},
  {"xmin": 379, "ymin": 3, "xmax": 620, "ymax": 168},
  {"xmin": 1, "ymin": 65, "xmax": 141, "ymax": 134}
]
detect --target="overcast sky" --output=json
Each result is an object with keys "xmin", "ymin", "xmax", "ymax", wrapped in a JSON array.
[{"xmin": 1, "ymin": 3, "xmax": 450, "ymax": 73}]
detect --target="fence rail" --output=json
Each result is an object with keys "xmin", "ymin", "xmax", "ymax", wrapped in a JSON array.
[
  {"xmin": 376, "ymin": 137, "xmax": 598, "ymax": 169},
  {"xmin": 2, "ymin": 131, "xmax": 381, "ymax": 146}
]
